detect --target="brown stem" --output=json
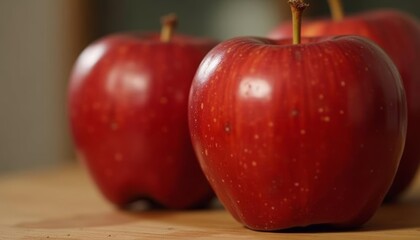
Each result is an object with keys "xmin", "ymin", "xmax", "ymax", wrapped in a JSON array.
[
  {"xmin": 160, "ymin": 13, "xmax": 178, "ymax": 42},
  {"xmin": 327, "ymin": 0, "xmax": 344, "ymax": 21},
  {"xmin": 288, "ymin": 0, "xmax": 309, "ymax": 45}
]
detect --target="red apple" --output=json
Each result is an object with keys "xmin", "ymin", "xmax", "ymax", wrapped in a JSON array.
[
  {"xmin": 68, "ymin": 15, "xmax": 217, "ymax": 209},
  {"xmin": 269, "ymin": 1, "xmax": 420, "ymax": 200},
  {"xmin": 189, "ymin": 1, "xmax": 406, "ymax": 230}
]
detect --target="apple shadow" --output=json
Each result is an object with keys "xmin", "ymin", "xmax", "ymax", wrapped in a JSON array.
[
  {"xmin": 361, "ymin": 201, "xmax": 420, "ymax": 232},
  {"xmin": 15, "ymin": 198, "xmax": 224, "ymax": 229},
  {"xmin": 273, "ymin": 201, "xmax": 420, "ymax": 234},
  {"xmin": 15, "ymin": 198, "xmax": 420, "ymax": 234},
  {"xmin": 121, "ymin": 196, "xmax": 223, "ymax": 213}
]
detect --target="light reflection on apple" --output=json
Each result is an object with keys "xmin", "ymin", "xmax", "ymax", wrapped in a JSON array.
[
  {"xmin": 195, "ymin": 53, "xmax": 222, "ymax": 85},
  {"xmin": 106, "ymin": 63, "xmax": 150, "ymax": 104},
  {"xmin": 238, "ymin": 77, "xmax": 272, "ymax": 101},
  {"xmin": 76, "ymin": 43, "xmax": 108, "ymax": 77}
]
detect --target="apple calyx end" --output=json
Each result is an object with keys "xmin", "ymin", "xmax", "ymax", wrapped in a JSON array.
[{"xmin": 160, "ymin": 13, "xmax": 178, "ymax": 43}]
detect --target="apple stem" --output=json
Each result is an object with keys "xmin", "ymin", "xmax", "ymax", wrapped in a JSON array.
[
  {"xmin": 289, "ymin": 0, "xmax": 309, "ymax": 45},
  {"xmin": 327, "ymin": 0, "xmax": 344, "ymax": 21},
  {"xmin": 160, "ymin": 13, "xmax": 178, "ymax": 42}
]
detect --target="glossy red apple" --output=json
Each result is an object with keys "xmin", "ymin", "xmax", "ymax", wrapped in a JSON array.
[
  {"xmin": 269, "ymin": 0, "xmax": 420, "ymax": 200},
  {"xmin": 189, "ymin": 1, "xmax": 406, "ymax": 230},
  {"xmin": 68, "ymin": 15, "xmax": 216, "ymax": 209}
]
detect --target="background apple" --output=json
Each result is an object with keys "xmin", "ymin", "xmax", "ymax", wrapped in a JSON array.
[
  {"xmin": 68, "ymin": 15, "xmax": 216, "ymax": 209},
  {"xmin": 269, "ymin": 0, "xmax": 420, "ymax": 200},
  {"xmin": 189, "ymin": 1, "xmax": 407, "ymax": 230}
]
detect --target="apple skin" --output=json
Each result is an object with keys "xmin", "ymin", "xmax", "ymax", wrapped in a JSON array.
[
  {"xmin": 269, "ymin": 10, "xmax": 420, "ymax": 200},
  {"xmin": 189, "ymin": 36, "xmax": 407, "ymax": 230},
  {"xmin": 68, "ymin": 33, "xmax": 217, "ymax": 209}
]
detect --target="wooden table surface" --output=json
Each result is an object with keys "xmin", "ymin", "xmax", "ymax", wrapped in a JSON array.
[{"xmin": 1, "ymin": 163, "xmax": 420, "ymax": 239}]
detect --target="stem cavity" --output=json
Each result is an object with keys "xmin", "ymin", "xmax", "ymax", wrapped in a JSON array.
[
  {"xmin": 160, "ymin": 13, "xmax": 178, "ymax": 42},
  {"xmin": 327, "ymin": 0, "xmax": 344, "ymax": 21},
  {"xmin": 289, "ymin": 0, "xmax": 309, "ymax": 45}
]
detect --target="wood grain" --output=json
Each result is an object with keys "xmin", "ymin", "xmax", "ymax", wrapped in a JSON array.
[{"xmin": 1, "ymin": 164, "xmax": 420, "ymax": 239}]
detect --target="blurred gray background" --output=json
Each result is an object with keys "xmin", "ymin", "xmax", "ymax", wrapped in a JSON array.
[{"xmin": 0, "ymin": 0, "xmax": 419, "ymax": 173}]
